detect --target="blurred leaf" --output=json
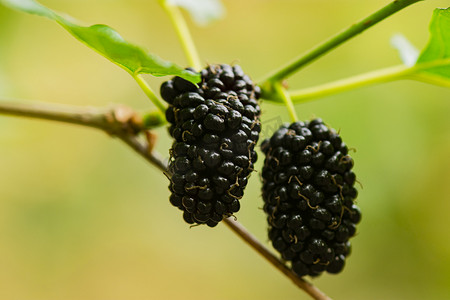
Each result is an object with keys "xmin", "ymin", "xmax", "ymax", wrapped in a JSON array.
[
  {"xmin": 167, "ymin": 0, "xmax": 225, "ymax": 26},
  {"xmin": 414, "ymin": 8, "xmax": 450, "ymax": 87},
  {"xmin": 0, "ymin": 0, "xmax": 200, "ymax": 83},
  {"xmin": 1, "ymin": 0, "xmax": 54, "ymax": 18},
  {"xmin": 391, "ymin": 33, "xmax": 419, "ymax": 67}
]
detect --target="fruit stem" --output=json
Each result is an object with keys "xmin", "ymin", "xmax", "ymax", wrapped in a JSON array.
[
  {"xmin": 274, "ymin": 82, "xmax": 298, "ymax": 122},
  {"xmin": 133, "ymin": 74, "xmax": 167, "ymax": 114},
  {"xmin": 259, "ymin": 0, "xmax": 423, "ymax": 84},
  {"xmin": 159, "ymin": 0, "xmax": 202, "ymax": 71},
  {"xmin": 289, "ymin": 58, "xmax": 450, "ymax": 103}
]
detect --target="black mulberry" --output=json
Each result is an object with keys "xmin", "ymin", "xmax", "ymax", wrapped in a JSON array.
[
  {"xmin": 161, "ymin": 64, "xmax": 261, "ymax": 227},
  {"xmin": 261, "ymin": 119, "xmax": 361, "ymax": 276}
]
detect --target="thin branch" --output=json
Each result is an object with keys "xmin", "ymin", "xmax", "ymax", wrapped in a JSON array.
[
  {"xmin": 260, "ymin": 0, "xmax": 423, "ymax": 84},
  {"xmin": 224, "ymin": 218, "xmax": 332, "ymax": 300},
  {"xmin": 0, "ymin": 98, "xmax": 329, "ymax": 300},
  {"xmin": 117, "ymin": 134, "xmax": 168, "ymax": 173},
  {"xmin": 0, "ymin": 98, "xmax": 167, "ymax": 171},
  {"xmin": 0, "ymin": 99, "xmax": 109, "ymax": 130}
]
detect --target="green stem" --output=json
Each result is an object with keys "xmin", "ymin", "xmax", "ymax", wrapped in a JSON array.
[
  {"xmin": 141, "ymin": 109, "xmax": 167, "ymax": 129},
  {"xmin": 290, "ymin": 64, "xmax": 410, "ymax": 103},
  {"xmin": 260, "ymin": 0, "xmax": 423, "ymax": 84},
  {"xmin": 274, "ymin": 82, "xmax": 298, "ymax": 122},
  {"xmin": 133, "ymin": 74, "xmax": 167, "ymax": 114},
  {"xmin": 289, "ymin": 58, "xmax": 450, "ymax": 103},
  {"xmin": 159, "ymin": 0, "xmax": 202, "ymax": 70}
]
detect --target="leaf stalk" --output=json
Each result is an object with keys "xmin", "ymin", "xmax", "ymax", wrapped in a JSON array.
[{"xmin": 133, "ymin": 74, "xmax": 167, "ymax": 114}]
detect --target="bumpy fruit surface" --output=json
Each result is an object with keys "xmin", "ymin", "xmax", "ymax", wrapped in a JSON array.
[
  {"xmin": 161, "ymin": 64, "xmax": 261, "ymax": 227},
  {"xmin": 261, "ymin": 119, "xmax": 361, "ymax": 276}
]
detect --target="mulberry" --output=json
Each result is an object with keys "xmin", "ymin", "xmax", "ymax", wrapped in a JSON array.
[
  {"xmin": 261, "ymin": 119, "xmax": 361, "ymax": 276},
  {"xmin": 161, "ymin": 64, "xmax": 261, "ymax": 227}
]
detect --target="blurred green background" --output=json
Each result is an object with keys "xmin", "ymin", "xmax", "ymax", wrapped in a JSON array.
[{"xmin": 1, "ymin": 0, "xmax": 449, "ymax": 299}]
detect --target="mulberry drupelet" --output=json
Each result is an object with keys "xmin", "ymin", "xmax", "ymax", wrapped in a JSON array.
[
  {"xmin": 161, "ymin": 64, "xmax": 261, "ymax": 227},
  {"xmin": 261, "ymin": 119, "xmax": 361, "ymax": 276}
]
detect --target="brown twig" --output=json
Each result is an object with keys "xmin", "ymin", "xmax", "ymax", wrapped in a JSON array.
[
  {"xmin": 223, "ymin": 218, "xmax": 332, "ymax": 300},
  {"xmin": 0, "ymin": 98, "xmax": 168, "ymax": 171},
  {"xmin": 117, "ymin": 133, "xmax": 168, "ymax": 173},
  {"xmin": 0, "ymin": 98, "xmax": 329, "ymax": 300},
  {"xmin": 0, "ymin": 99, "xmax": 109, "ymax": 129}
]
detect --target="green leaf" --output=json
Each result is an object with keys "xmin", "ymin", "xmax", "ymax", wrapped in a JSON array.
[
  {"xmin": 168, "ymin": 0, "xmax": 225, "ymax": 26},
  {"xmin": 414, "ymin": 8, "xmax": 450, "ymax": 87},
  {"xmin": 0, "ymin": 0, "xmax": 200, "ymax": 84}
]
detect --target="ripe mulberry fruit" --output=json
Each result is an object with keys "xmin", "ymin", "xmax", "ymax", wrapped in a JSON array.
[
  {"xmin": 161, "ymin": 64, "xmax": 261, "ymax": 227},
  {"xmin": 261, "ymin": 119, "xmax": 361, "ymax": 276}
]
